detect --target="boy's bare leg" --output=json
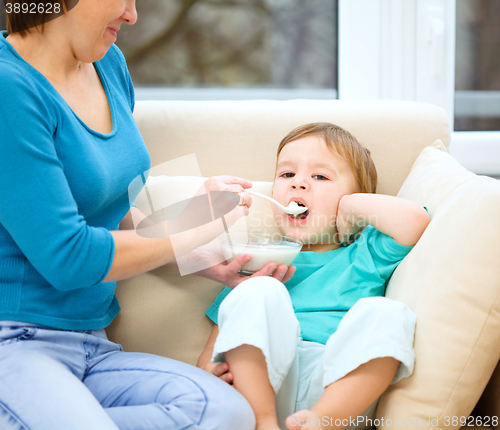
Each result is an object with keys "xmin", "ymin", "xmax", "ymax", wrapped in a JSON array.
[
  {"xmin": 225, "ymin": 345, "xmax": 281, "ymax": 430},
  {"xmin": 285, "ymin": 357, "xmax": 399, "ymax": 430}
]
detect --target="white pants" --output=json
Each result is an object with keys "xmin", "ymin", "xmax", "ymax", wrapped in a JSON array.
[{"xmin": 212, "ymin": 277, "xmax": 416, "ymax": 430}]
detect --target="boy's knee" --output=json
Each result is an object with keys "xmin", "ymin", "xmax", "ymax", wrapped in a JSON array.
[
  {"xmin": 221, "ymin": 276, "xmax": 290, "ymax": 309},
  {"xmin": 352, "ymin": 297, "xmax": 416, "ymax": 328}
]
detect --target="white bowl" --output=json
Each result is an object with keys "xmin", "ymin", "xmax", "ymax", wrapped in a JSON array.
[{"xmin": 219, "ymin": 231, "xmax": 302, "ymax": 275}]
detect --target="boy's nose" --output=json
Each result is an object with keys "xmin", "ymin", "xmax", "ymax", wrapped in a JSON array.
[{"xmin": 290, "ymin": 174, "xmax": 309, "ymax": 190}]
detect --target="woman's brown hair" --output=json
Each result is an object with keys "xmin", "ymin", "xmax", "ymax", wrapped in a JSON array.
[{"xmin": 5, "ymin": 1, "xmax": 75, "ymax": 37}]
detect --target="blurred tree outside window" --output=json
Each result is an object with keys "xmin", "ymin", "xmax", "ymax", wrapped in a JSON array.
[
  {"xmin": 455, "ymin": 0, "xmax": 500, "ymax": 131},
  {"xmin": 115, "ymin": 0, "xmax": 338, "ymax": 93}
]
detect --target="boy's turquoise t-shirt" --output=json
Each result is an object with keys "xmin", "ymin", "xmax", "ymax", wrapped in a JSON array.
[
  {"xmin": 206, "ymin": 225, "xmax": 413, "ymax": 345},
  {"xmin": 0, "ymin": 32, "xmax": 151, "ymax": 330}
]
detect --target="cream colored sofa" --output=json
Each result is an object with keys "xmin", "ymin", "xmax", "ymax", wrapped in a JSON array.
[{"xmin": 106, "ymin": 99, "xmax": 500, "ymax": 430}]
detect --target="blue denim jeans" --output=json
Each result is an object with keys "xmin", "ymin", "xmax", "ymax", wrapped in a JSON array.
[{"xmin": 0, "ymin": 321, "xmax": 255, "ymax": 430}]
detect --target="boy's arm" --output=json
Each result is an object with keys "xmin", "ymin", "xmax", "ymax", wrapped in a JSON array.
[
  {"xmin": 197, "ymin": 324, "xmax": 234, "ymax": 384},
  {"xmin": 337, "ymin": 194, "xmax": 430, "ymax": 247}
]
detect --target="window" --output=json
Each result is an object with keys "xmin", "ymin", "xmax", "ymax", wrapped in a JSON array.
[
  {"xmin": 116, "ymin": 0, "xmax": 338, "ymax": 100},
  {"xmin": 2, "ymin": 0, "xmax": 498, "ymax": 175},
  {"xmin": 454, "ymin": 0, "xmax": 500, "ymax": 132},
  {"xmin": 338, "ymin": 0, "xmax": 500, "ymax": 177}
]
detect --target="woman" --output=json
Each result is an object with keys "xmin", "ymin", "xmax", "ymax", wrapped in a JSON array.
[{"xmin": 0, "ymin": 1, "xmax": 294, "ymax": 429}]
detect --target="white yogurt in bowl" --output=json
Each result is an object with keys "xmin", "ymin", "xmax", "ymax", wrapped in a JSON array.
[{"xmin": 219, "ymin": 231, "xmax": 303, "ymax": 275}]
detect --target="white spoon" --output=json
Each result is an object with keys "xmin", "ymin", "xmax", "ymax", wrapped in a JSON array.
[{"xmin": 246, "ymin": 189, "xmax": 308, "ymax": 216}]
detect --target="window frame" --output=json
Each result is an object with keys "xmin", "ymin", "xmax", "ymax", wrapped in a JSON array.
[{"xmin": 338, "ymin": 0, "xmax": 500, "ymax": 176}]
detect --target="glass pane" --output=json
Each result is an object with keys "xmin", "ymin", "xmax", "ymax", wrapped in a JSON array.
[
  {"xmin": 116, "ymin": 0, "xmax": 338, "ymax": 92},
  {"xmin": 455, "ymin": 0, "xmax": 500, "ymax": 131}
]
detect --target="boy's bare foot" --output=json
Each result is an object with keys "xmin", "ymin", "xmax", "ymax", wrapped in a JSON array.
[{"xmin": 286, "ymin": 410, "xmax": 330, "ymax": 429}]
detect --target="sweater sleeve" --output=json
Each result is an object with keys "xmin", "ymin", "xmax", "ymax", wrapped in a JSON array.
[{"xmin": 0, "ymin": 65, "xmax": 115, "ymax": 291}]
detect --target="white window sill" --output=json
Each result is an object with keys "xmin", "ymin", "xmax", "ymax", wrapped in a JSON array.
[
  {"xmin": 450, "ymin": 131, "xmax": 500, "ymax": 176},
  {"xmin": 134, "ymin": 87, "xmax": 338, "ymax": 101}
]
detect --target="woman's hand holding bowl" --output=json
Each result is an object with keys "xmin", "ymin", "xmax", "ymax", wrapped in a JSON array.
[
  {"xmin": 216, "ymin": 253, "xmax": 296, "ymax": 288},
  {"xmin": 188, "ymin": 248, "xmax": 296, "ymax": 289}
]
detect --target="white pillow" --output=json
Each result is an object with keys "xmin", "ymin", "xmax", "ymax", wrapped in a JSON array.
[{"xmin": 377, "ymin": 140, "xmax": 500, "ymax": 429}]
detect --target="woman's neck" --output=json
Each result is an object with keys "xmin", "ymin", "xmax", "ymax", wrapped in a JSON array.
[{"xmin": 6, "ymin": 29, "xmax": 85, "ymax": 86}]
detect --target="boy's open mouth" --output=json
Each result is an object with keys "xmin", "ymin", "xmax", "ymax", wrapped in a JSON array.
[{"xmin": 288, "ymin": 202, "xmax": 309, "ymax": 224}]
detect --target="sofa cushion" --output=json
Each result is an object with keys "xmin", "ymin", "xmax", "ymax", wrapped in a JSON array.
[{"xmin": 377, "ymin": 140, "xmax": 500, "ymax": 429}]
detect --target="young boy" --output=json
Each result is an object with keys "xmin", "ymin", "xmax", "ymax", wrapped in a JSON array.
[{"xmin": 197, "ymin": 123, "xmax": 430, "ymax": 430}]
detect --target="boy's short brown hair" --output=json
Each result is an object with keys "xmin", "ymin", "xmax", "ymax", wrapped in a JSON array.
[{"xmin": 276, "ymin": 122, "xmax": 378, "ymax": 194}]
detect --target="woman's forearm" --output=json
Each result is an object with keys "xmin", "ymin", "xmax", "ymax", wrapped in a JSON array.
[
  {"xmin": 104, "ymin": 218, "xmax": 218, "ymax": 282},
  {"xmin": 102, "ymin": 207, "xmax": 174, "ymax": 282},
  {"xmin": 105, "ymin": 203, "xmax": 248, "ymax": 282},
  {"xmin": 103, "ymin": 228, "xmax": 176, "ymax": 283}
]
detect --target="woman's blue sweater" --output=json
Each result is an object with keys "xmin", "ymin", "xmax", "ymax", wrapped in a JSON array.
[{"xmin": 0, "ymin": 31, "xmax": 150, "ymax": 330}]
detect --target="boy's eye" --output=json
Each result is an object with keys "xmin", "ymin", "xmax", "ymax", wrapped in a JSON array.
[
  {"xmin": 281, "ymin": 172, "xmax": 295, "ymax": 178},
  {"xmin": 313, "ymin": 175, "xmax": 328, "ymax": 180}
]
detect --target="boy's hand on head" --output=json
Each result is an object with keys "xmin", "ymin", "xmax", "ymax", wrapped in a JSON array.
[{"xmin": 336, "ymin": 194, "xmax": 366, "ymax": 244}]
